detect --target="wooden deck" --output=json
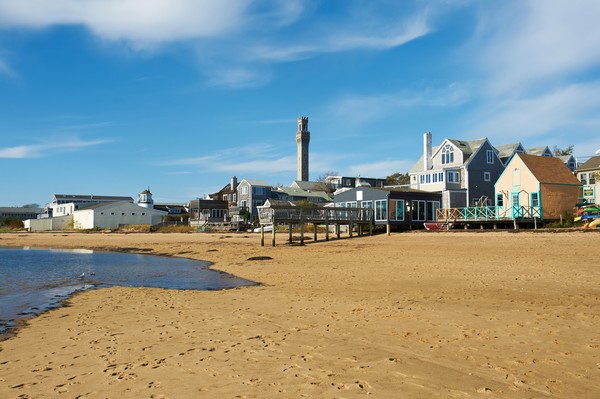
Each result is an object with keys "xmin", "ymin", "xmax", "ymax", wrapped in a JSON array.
[
  {"xmin": 436, "ymin": 205, "xmax": 543, "ymax": 229},
  {"xmin": 257, "ymin": 203, "xmax": 374, "ymax": 246}
]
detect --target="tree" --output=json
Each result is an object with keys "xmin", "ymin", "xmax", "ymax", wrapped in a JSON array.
[
  {"xmin": 316, "ymin": 171, "xmax": 338, "ymax": 182},
  {"xmin": 313, "ymin": 170, "xmax": 338, "ymax": 193},
  {"xmin": 553, "ymin": 145, "xmax": 574, "ymax": 156},
  {"xmin": 386, "ymin": 172, "xmax": 410, "ymax": 185}
]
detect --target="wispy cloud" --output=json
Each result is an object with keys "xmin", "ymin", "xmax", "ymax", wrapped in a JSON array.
[
  {"xmin": 346, "ymin": 159, "xmax": 414, "ymax": 178},
  {"xmin": 326, "ymin": 83, "xmax": 472, "ymax": 126},
  {"xmin": 162, "ymin": 143, "xmax": 296, "ymax": 174},
  {"xmin": 476, "ymin": 0, "xmax": 600, "ymax": 95},
  {"xmin": 0, "ymin": 58, "xmax": 17, "ymax": 79},
  {"xmin": 0, "ymin": 1, "xmax": 436, "ymax": 87},
  {"xmin": 467, "ymin": 81, "xmax": 600, "ymax": 142},
  {"xmin": 0, "ymin": 137, "xmax": 111, "ymax": 158}
]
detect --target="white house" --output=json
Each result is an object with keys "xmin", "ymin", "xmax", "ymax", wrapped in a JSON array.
[{"xmin": 73, "ymin": 201, "xmax": 166, "ymax": 229}]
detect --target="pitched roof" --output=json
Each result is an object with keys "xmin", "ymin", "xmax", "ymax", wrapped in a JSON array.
[
  {"xmin": 494, "ymin": 143, "xmax": 522, "ymax": 158},
  {"xmin": 411, "ymin": 137, "xmax": 488, "ymax": 173},
  {"xmin": 291, "ymin": 180, "xmax": 323, "ymax": 191},
  {"xmin": 577, "ymin": 155, "xmax": 600, "ymax": 171},
  {"xmin": 526, "ymin": 146, "xmax": 551, "ymax": 156},
  {"xmin": 517, "ymin": 154, "xmax": 581, "ymax": 185},
  {"xmin": 241, "ymin": 179, "xmax": 271, "ymax": 186}
]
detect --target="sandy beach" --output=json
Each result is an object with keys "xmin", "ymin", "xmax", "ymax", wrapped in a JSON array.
[{"xmin": 0, "ymin": 230, "xmax": 599, "ymax": 398}]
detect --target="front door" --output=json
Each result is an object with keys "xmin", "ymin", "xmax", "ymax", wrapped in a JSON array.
[{"xmin": 511, "ymin": 193, "xmax": 520, "ymax": 218}]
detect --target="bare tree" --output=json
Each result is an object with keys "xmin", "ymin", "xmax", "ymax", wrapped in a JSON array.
[{"xmin": 553, "ymin": 145, "xmax": 574, "ymax": 156}]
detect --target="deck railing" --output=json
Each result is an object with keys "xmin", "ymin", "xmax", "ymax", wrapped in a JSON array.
[
  {"xmin": 258, "ymin": 206, "xmax": 373, "ymax": 225},
  {"xmin": 436, "ymin": 206, "xmax": 542, "ymax": 221}
]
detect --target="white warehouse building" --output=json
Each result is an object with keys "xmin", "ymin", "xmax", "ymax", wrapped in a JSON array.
[{"xmin": 72, "ymin": 201, "xmax": 166, "ymax": 229}]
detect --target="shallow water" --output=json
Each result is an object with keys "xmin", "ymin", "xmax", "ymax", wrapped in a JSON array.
[{"xmin": 0, "ymin": 247, "xmax": 258, "ymax": 334}]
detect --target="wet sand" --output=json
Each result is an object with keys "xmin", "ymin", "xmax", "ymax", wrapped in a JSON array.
[{"xmin": 0, "ymin": 231, "xmax": 599, "ymax": 398}]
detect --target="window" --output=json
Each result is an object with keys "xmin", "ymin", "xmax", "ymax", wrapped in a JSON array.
[
  {"xmin": 240, "ymin": 186, "xmax": 248, "ymax": 195},
  {"xmin": 438, "ymin": 172, "xmax": 444, "ymax": 182},
  {"xmin": 132, "ymin": 213, "xmax": 135, "ymax": 216},
  {"xmin": 441, "ymin": 144, "xmax": 454, "ymax": 164},
  {"xmin": 432, "ymin": 173, "xmax": 438, "ymax": 183},
  {"xmin": 484, "ymin": 172, "xmax": 491, "ymax": 182},
  {"xmin": 240, "ymin": 200, "xmax": 247, "ymax": 208},
  {"xmin": 375, "ymin": 199, "xmax": 387, "ymax": 221},
  {"xmin": 111, "ymin": 212, "xmax": 115, "ymax": 215},
  {"xmin": 447, "ymin": 171, "xmax": 460, "ymax": 183},
  {"xmin": 121, "ymin": 212, "xmax": 125, "ymax": 216},
  {"xmin": 590, "ymin": 173, "xmax": 596, "ymax": 184},
  {"xmin": 496, "ymin": 194, "xmax": 504, "ymax": 207},
  {"xmin": 531, "ymin": 193, "xmax": 539, "ymax": 207},
  {"xmin": 361, "ymin": 200, "xmax": 373, "ymax": 209},
  {"xmin": 100, "ymin": 212, "xmax": 104, "ymax": 215},
  {"xmin": 389, "ymin": 200, "xmax": 404, "ymax": 221},
  {"xmin": 580, "ymin": 174, "xmax": 588, "ymax": 184},
  {"xmin": 512, "ymin": 194, "xmax": 519, "ymax": 207},
  {"xmin": 425, "ymin": 174, "xmax": 431, "ymax": 183},
  {"xmin": 419, "ymin": 175, "xmax": 425, "ymax": 184},
  {"xmin": 426, "ymin": 201, "xmax": 440, "ymax": 221},
  {"xmin": 346, "ymin": 201, "xmax": 357, "ymax": 208},
  {"xmin": 142, "ymin": 213, "xmax": 146, "ymax": 216},
  {"xmin": 486, "ymin": 150, "xmax": 494, "ymax": 164},
  {"xmin": 411, "ymin": 200, "xmax": 426, "ymax": 221},
  {"xmin": 254, "ymin": 187, "xmax": 266, "ymax": 196}
]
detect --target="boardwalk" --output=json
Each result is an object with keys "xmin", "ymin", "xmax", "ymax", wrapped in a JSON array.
[{"xmin": 257, "ymin": 201, "xmax": 374, "ymax": 245}]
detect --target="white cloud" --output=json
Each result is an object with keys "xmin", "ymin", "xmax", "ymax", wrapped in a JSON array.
[
  {"xmin": 466, "ymin": 81, "xmax": 600, "ymax": 143},
  {"xmin": 478, "ymin": 0, "xmax": 600, "ymax": 95},
  {"xmin": 326, "ymin": 83, "xmax": 472, "ymax": 126},
  {"xmin": 0, "ymin": 0, "xmax": 250, "ymax": 48},
  {"xmin": 0, "ymin": 137, "xmax": 110, "ymax": 158},
  {"xmin": 0, "ymin": 1, "xmax": 436, "ymax": 87}
]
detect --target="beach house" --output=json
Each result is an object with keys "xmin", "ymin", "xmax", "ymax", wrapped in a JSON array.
[
  {"xmin": 495, "ymin": 153, "xmax": 582, "ymax": 220},
  {"xmin": 576, "ymin": 155, "xmax": 600, "ymax": 205},
  {"xmin": 333, "ymin": 186, "xmax": 442, "ymax": 230},
  {"xmin": 409, "ymin": 132, "xmax": 504, "ymax": 208}
]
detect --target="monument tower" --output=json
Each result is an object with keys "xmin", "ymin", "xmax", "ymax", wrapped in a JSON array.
[{"xmin": 296, "ymin": 116, "xmax": 310, "ymax": 181}]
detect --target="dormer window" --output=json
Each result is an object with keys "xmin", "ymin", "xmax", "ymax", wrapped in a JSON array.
[{"xmin": 441, "ymin": 144, "xmax": 454, "ymax": 164}]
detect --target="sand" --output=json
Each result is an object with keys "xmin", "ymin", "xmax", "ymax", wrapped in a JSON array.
[{"xmin": 0, "ymin": 230, "xmax": 599, "ymax": 398}]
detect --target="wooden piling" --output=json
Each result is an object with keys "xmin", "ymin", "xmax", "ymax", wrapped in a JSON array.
[{"xmin": 260, "ymin": 225, "xmax": 264, "ymax": 247}]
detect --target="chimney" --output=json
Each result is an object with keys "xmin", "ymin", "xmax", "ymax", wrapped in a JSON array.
[
  {"xmin": 230, "ymin": 176, "xmax": 238, "ymax": 191},
  {"xmin": 423, "ymin": 131, "xmax": 432, "ymax": 170}
]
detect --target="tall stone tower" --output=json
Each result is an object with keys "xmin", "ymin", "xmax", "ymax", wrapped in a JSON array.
[{"xmin": 296, "ymin": 116, "xmax": 310, "ymax": 181}]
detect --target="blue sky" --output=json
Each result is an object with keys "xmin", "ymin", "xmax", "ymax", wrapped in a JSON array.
[{"xmin": 1, "ymin": 0, "xmax": 600, "ymax": 206}]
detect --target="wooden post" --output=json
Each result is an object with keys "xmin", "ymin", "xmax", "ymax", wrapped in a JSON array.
[
  {"xmin": 260, "ymin": 225, "xmax": 265, "ymax": 247},
  {"xmin": 336, "ymin": 223, "xmax": 340, "ymax": 239},
  {"xmin": 313, "ymin": 223, "xmax": 317, "ymax": 242},
  {"xmin": 386, "ymin": 223, "xmax": 390, "ymax": 236},
  {"xmin": 534, "ymin": 217, "xmax": 537, "ymax": 230},
  {"xmin": 513, "ymin": 219, "xmax": 518, "ymax": 230},
  {"xmin": 480, "ymin": 224, "xmax": 484, "ymax": 230},
  {"xmin": 272, "ymin": 223, "xmax": 276, "ymax": 247},
  {"xmin": 300, "ymin": 222, "xmax": 305, "ymax": 245},
  {"xmin": 358, "ymin": 224, "xmax": 363, "ymax": 236},
  {"xmin": 289, "ymin": 223, "xmax": 293, "ymax": 244},
  {"xmin": 325, "ymin": 215, "xmax": 330, "ymax": 241},
  {"xmin": 369, "ymin": 221, "xmax": 373, "ymax": 236}
]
